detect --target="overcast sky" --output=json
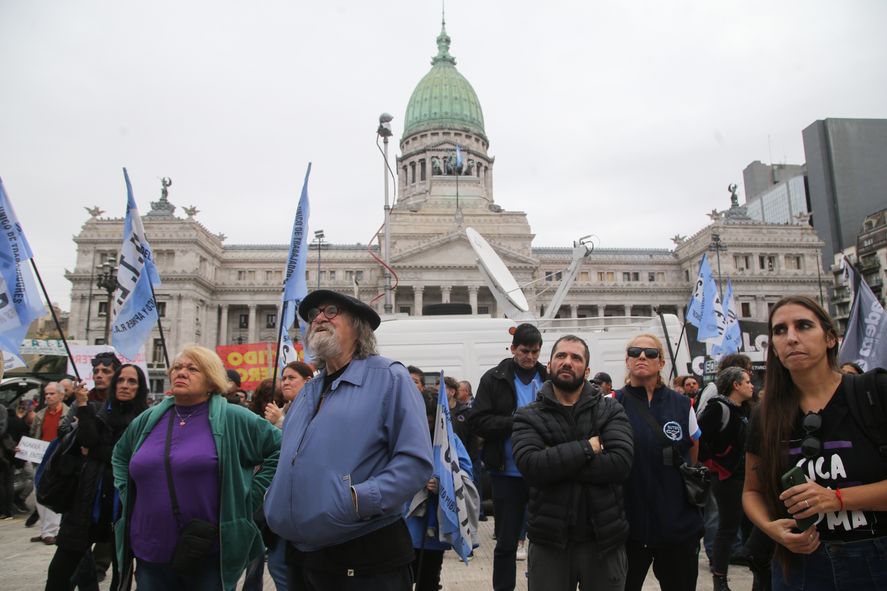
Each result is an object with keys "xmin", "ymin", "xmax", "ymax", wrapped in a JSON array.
[{"xmin": 2, "ymin": 0, "xmax": 886, "ymax": 309}]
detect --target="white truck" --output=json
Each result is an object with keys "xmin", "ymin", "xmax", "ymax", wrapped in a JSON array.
[{"xmin": 375, "ymin": 313, "xmax": 690, "ymax": 390}]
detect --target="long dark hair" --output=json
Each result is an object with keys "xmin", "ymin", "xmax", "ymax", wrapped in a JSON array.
[
  {"xmin": 758, "ymin": 296, "xmax": 839, "ymax": 567},
  {"xmin": 106, "ymin": 364, "xmax": 149, "ymax": 437},
  {"xmin": 250, "ymin": 378, "xmax": 284, "ymax": 415}
]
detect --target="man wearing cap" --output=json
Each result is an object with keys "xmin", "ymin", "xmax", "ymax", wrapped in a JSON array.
[
  {"xmin": 470, "ymin": 323, "xmax": 547, "ymax": 591},
  {"xmin": 265, "ymin": 290, "xmax": 432, "ymax": 591},
  {"xmin": 592, "ymin": 372, "xmax": 613, "ymax": 396}
]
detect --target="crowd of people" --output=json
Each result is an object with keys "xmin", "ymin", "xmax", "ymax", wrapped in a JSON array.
[{"xmin": 0, "ymin": 291, "xmax": 885, "ymax": 591}]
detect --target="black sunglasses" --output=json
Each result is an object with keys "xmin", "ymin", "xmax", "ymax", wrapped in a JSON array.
[
  {"xmin": 307, "ymin": 304, "xmax": 340, "ymax": 323},
  {"xmin": 627, "ymin": 347, "xmax": 660, "ymax": 359},
  {"xmin": 800, "ymin": 411, "xmax": 822, "ymax": 459},
  {"xmin": 91, "ymin": 353, "xmax": 119, "ymax": 367}
]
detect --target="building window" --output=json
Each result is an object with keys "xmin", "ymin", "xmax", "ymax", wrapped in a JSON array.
[
  {"xmin": 759, "ymin": 255, "xmax": 776, "ymax": 272},
  {"xmin": 410, "ymin": 162, "xmax": 416, "ymax": 183},
  {"xmin": 545, "ymin": 271, "xmax": 554, "ymax": 282},
  {"xmin": 399, "ymin": 306, "xmax": 411, "ymax": 315},
  {"xmin": 237, "ymin": 270, "xmax": 247, "ymax": 280},
  {"xmin": 741, "ymin": 302, "xmax": 751, "ymax": 318},
  {"xmin": 735, "ymin": 255, "xmax": 752, "ymax": 271},
  {"xmin": 94, "ymin": 338, "xmax": 106, "ymax": 345},
  {"xmin": 266, "ymin": 314, "xmax": 277, "ymax": 329},
  {"xmin": 623, "ymin": 272, "xmax": 639, "ymax": 282},
  {"xmin": 152, "ymin": 338, "xmax": 164, "ymax": 364},
  {"xmin": 97, "ymin": 301, "xmax": 108, "ymax": 317},
  {"xmin": 579, "ymin": 271, "xmax": 589, "ymax": 282},
  {"xmin": 239, "ymin": 314, "xmax": 249, "ymax": 329},
  {"xmin": 328, "ymin": 270, "xmax": 336, "ymax": 281},
  {"xmin": 657, "ymin": 272, "xmax": 665, "ymax": 282},
  {"xmin": 355, "ymin": 270, "xmax": 364, "ymax": 281},
  {"xmin": 785, "ymin": 255, "xmax": 803, "ymax": 271},
  {"xmin": 266, "ymin": 270, "xmax": 274, "ymax": 282},
  {"xmin": 156, "ymin": 302, "xmax": 166, "ymax": 318},
  {"xmin": 248, "ymin": 270, "xmax": 256, "ymax": 281},
  {"xmin": 648, "ymin": 272, "xmax": 656, "ymax": 282},
  {"xmin": 419, "ymin": 160, "xmax": 426, "ymax": 181},
  {"xmin": 478, "ymin": 306, "xmax": 489, "ymax": 315}
]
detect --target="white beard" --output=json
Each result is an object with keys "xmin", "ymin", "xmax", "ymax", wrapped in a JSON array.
[{"xmin": 308, "ymin": 327, "xmax": 342, "ymax": 361}]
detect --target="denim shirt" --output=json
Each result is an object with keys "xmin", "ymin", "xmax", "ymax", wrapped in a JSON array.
[{"xmin": 265, "ymin": 355, "xmax": 433, "ymax": 551}]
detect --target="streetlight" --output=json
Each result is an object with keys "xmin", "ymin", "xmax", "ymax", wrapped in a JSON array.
[
  {"xmin": 95, "ymin": 255, "xmax": 118, "ymax": 343},
  {"xmin": 377, "ymin": 112, "xmax": 394, "ymax": 314},
  {"xmin": 313, "ymin": 229, "xmax": 325, "ymax": 290},
  {"xmin": 709, "ymin": 232, "xmax": 727, "ymax": 300}
]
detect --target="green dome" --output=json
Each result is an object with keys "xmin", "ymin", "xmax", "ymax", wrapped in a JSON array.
[{"xmin": 403, "ymin": 23, "xmax": 486, "ymax": 140}]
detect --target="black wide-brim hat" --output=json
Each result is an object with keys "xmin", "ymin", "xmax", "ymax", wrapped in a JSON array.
[{"xmin": 298, "ymin": 289, "xmax": 382, "ymax": 330}]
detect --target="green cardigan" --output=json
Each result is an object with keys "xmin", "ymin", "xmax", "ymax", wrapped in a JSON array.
[{"xmin": 112, "ymin": 395, "xmax": 281, "ymax": 590}]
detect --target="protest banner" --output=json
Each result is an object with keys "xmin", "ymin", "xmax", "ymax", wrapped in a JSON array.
[
  {"xmin": 216, "ymin": 342, "xmax": 303, "ymax": 391},
  {"xmin": 66, "ymin": 344, "xmax": 148, "ymax": 390},
  {"xmin": 15, "ymin": 436, "xmax": 50, "ymax": 463}
]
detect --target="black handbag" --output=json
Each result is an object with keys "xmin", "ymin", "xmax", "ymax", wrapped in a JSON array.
[
  {"xmin": 163, "ymin": 411, "xmax": 219, "ymax": 575},
  {"xmin": 624, "ymin": 392, "xmax": 711, "ymax": 508}
]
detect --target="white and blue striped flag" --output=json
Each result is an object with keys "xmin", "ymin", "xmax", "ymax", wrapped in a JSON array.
[
  {"xmin": 711, "ymin": 279, "xmax": 741, "ymax": 357},
  {"xmin": 0, "ymin": 178, "xmax": 46, "ymax": 354},
  {"xmin": 278, "ymin": 163, "xmax": 311, "ymax": 369},
  {"xmin": 111, "ymin": 169, "xmax": 161, "ymax": 359},
  {"xmin": 685, "ymin": 254, "xmax": 726, "ymax": 343},
  {"xmin": 433, "ymin": 371, "xmax": 473, "ymax": 563}
]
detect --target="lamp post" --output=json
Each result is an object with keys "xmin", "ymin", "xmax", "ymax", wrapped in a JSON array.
[
  {"xmin": 95, "ymin": 255, "xmax": 118, "ymax": 344},
  {"xmin": 313, "ymin": 229, "xmax": 325, "ymax": 290},
  {"xmin": 378, "ymin": 112, "xmax": 394, "ymax": 315},
  {"xmin": 709, "ymin": 232, "xmax": 727, "ymax": 301}
]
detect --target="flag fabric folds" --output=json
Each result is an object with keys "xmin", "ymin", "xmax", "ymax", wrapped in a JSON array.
[
  {"xmin": 711, "ymin": 279, "xmax": 741, "ymax": 357},
  {"xmin": 685, "ymin": 254, "xmax": 727, "ymax": 343},
  {"xmin": 839, "ymin": 257, "xmax": 887, "ymax": 372},
  {"xmin": 278, "ymin": 163, "xmax": 311, "ymax": 369},
  {"xmin": 111, "ymin": 168, "xmax": 161, "ymax": 360},
  {"xmin": 433, "ymin": 372, "xmax": 473, "ymax": 563},
  {"xmin": 0, "ymin": 179, "xmax": 45, "ymax": 353}
]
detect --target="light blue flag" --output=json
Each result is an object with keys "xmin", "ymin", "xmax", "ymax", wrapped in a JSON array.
[
  {"xmin": 433, "ymin": 371, "xmax": 473, "ymax": 563},
  {"xmin": 111, "ymin": 168, "xmax": 161, "ymax": 359},
  {"xmin": 455, "ymin": 145, "xmax": 463, "ymax": 170},
  {"xmin": 685, "ymin": 255, "xmax": 708, "ymax": 328},
  {"xmin": 839, "ymin": 257, "xmax": 887, "ymax": 371},
  {"xmin": 0, "ymin": 178, "xmax": 46, "ymax": 353},
  {"xmin": 712, "ymin": 280, "xmax": 741, "ymax": 357},
  {"xmin": 278, "ymin": 164, "xmax": 311, "ymax": 370},
  {"xmin": 687, "ymin": 254, "xmax": 726, "ymax": 342}
]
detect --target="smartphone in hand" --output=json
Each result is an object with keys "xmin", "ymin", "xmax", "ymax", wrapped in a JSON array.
[{"xmin": 780, "ymin": 466, "xmax": 818, "ymax": 532}]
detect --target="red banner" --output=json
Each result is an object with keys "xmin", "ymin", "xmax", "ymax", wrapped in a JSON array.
[{"xmin": 216, "ymin": 342, "xmax": 276, "ymax": 392}]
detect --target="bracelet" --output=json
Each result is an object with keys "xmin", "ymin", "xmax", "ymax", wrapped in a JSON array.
[{"xmin": 835, "ymin": 487, "xmax": 844, "ymax": 511}]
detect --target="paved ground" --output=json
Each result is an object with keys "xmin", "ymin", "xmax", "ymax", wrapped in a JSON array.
[{"xmin": 2, "ymin": 508, "xmax": 755, "ymax": 590}]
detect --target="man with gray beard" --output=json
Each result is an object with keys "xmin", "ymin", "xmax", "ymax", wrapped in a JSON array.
[{"xmin": 265, "ymin": 290, "xmax": 432, "ymax": 591}]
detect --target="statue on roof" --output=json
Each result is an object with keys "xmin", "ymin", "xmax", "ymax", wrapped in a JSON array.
[
  {"xmin": 85, "ymin": 206, "xmax": 105, "ymax": 218},
  {"xmin": 728, "ymin": 183, "xmax": 740, "ymax": 208}
]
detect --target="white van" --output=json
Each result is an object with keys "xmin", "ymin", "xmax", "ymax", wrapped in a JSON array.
[{"xmin": 375, "ymin": 314, "xmax": 691, "ymax": 390}]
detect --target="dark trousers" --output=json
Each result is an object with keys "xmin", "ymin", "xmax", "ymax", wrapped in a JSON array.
[
  {"xmin": 527, "ymin": 540, "xmax": 626, "ymax": 591},
  {"xmin": 46, "ymin": 546, "xmax": 118, "ymax": 591},
  {"xmin": 287, "ymin": 562, "xmax": 411, "ymax": 591},
  {"xmin": 93, "ymin": 541, "xmax": 113, "ymax": 573},
  {"xmin": 135, "ymin": 556, "xmax": 225, "ymax": 591},
  {"xmin": 711, "ymin": 473, "xmax": 744, "ymax": 575},
  {"xmin": 624, "ymin": 537, "xmax": 699, "ymax": 591},
  {"xmin": 0, "ymin": 460, "xmax": 14, "ymax": 515},
  {"xmin": 411, "ymin": 548, "xmax": 444, "ymax": 591},
  {"xmin": 490, "ymin": 474, "xmax": 529, "ymax": 591}
]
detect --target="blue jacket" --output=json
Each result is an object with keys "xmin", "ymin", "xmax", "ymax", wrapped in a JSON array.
[
  {"xmin": 265, "ymin": 355, "xmax": 433, "ymax": 551},
  {"xmin": 616, "ymin": 385, "xmax": 703, "ymax": 546}
]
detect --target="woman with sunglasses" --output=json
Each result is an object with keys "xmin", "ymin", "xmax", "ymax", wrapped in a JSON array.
[
  {"xmin": 615, "ymin": 334, "xmax": 704, "ymax": 591},
  {"xmin": 742, "ymin": 296, "xmax": 887, "ymax": 590}
]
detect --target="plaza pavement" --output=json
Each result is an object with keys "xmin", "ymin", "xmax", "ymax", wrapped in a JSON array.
[{"xmin": 2, "ymin": 509, "xmax": 754, "ymax": 590}]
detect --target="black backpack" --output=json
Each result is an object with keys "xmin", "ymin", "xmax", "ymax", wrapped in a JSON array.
[
  {"xmin": 35, "ymin": 425, "xmax": 84, "ymax": 514},
  {"xmin": 843, "ymin": 368, "xmax": 887, "ymax": 463}
]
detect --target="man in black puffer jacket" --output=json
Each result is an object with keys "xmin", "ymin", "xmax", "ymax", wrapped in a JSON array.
[{"xmin": 513, "ymin": 335, "xmax": 634, "ymax": 591}]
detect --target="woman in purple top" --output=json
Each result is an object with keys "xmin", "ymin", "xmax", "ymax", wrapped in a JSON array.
[{"xmin": 112, "ymin": 345, "xmax": 281, "ymax": 591}]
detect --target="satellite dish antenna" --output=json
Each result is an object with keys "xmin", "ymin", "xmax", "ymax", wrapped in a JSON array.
[{"xmin": 466, "ymin": 227, "xmax": 533, "ymax": 320}]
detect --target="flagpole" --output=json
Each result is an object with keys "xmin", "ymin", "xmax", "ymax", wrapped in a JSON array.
[
  {"xmin": 658, "ymin": 309, "xmax": 679, "ymax": 381},
  {"xmin": 271, "ymin": 300, "xmax": 288, "ymax": 395},
  {"xmin": 147, "ymin": 281, "xmax": 170, "ymax": 368},
  {"xmin": 28, "ymin": 259, "xmax": 81, "ymax": 381}
]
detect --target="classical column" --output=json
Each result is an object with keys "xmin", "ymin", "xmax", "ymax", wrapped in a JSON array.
[
  {"xmin": 570, "ymin": 304, "xmax": 578, "ymax": 318},
  {"xmin": 248, "ymin": 304, "xmax": 257, "ymax": 343},
  {"xmin": 219, "ymin": 304, "xmax": 228, "ymax": 345},
  {"xmin": 468, "ymin": 286, "xmax": 478, "ymax": 314},
  {"xmin": 413, "ymin": 286, "xmax": 424, "ymax": 316},
  {"xmin": 441, "ymin": 286, "xmax": 451, "ymax": 304},
  {"xmin": 597, "ymin": 306, "xmax": 604, "ymax": 318}
]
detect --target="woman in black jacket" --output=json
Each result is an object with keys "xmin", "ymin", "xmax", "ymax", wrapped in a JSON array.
[{"xmin": 45, "ymin": 364, "xmax": 148, "ymax": 591}]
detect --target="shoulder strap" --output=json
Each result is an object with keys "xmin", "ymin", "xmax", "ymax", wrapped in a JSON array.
[
  {"xmin": 622, "ymin": 392, "xmax": 672, "ymax": 448},
  {"xmin": 844, "ymin": 369, "xmax": 887, "ymax": 460},
  {"xmin": 163, "ymin": 410, "xmax": 183, "ymax": 526}
]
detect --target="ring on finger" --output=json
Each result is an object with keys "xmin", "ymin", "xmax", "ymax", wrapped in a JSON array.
[{"xmin": 805, "ymin": 499, "xmax": 810, "ymax": 509}]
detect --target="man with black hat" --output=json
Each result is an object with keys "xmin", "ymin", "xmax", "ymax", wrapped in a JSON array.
[{"xmin": 265, "ymin": 290, "xmax": 432, "ymax": 591}]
